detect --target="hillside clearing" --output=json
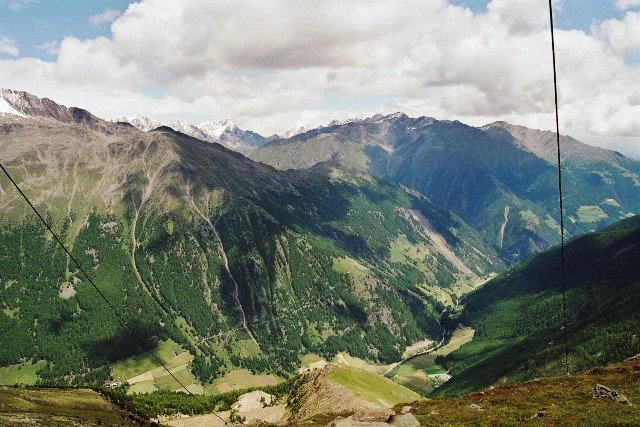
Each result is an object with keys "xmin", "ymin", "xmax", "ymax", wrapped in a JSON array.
[{"xmin": 0, "ymin": 386, "xmax": 137, "ymax": 426}]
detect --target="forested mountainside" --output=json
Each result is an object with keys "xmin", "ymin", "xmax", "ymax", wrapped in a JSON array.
[
  {"xmin": 0, "ymin": 92, "xmax": 501, "ymax": 386},
  {"xmin": 435, "ymin": 215, "xmax": 640, "ymax": 396},
  {"xmin": 248, "ymin": 113, "xmax": 640, "ymax": 264}
]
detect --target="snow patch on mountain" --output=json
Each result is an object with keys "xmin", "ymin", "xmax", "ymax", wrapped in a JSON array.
[
  {"xmin": 1, "ymin": 88, "xmax": 97, "ymax": 125},
  {"xmin": 114, "ymin": 115, "xmax": 268, "ymax": 153},
  {"xmin": 111, "ymin": 115, "xmax": 160, "ymax": 132},
  {"xmin": 280, "ymin": 117, "xmax": 359, "ymax": 139},
  {"xmin": 164, "ymin": 120, "xmax": 206, "ymax": 140},
  {"xmin": 0, "ymin": 95, "xmax": 27, "ymax": 118},
  {"xmin": 198, "ymin": 119, "xmax": 236, "ymax": 138}
]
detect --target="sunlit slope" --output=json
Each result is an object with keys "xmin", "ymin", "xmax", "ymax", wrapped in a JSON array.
[
  {"xmin": 412, "ymin": 355, "xmax": 640, "ymax": 426},
  {"xmin": 289, "ymin": 363, "xmax": 421, "ymax": 421}
]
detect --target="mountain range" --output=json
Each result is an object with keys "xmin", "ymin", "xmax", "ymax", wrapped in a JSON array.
[
  {"xmin": 111, "ymin": 114, "xmax": 269, "ymax": 153},
  {"xmin": 1, "ymin": 87, "xmax": 639, "ymax": 397},
  {"xmin": 0, "ymin": 89, "xmax": 500, "ymax": 386},
  {"xmin": 248, "ymin": 113, "xmax": 640, "ymax": 264}
]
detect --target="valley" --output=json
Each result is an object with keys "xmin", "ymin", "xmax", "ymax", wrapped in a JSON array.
[
  {"xmin": 1, "ymin": 89, "xmax": 639, "ymax": 425},
  {"xmin": 1, "ymin": 90, "xmax": 502, "ymax": 389}
]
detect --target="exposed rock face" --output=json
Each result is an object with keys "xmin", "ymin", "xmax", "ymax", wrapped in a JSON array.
[
  {"xmin": 231, "ymin": 391, "xmax": 275, "ymax": 412},
  {"xmin": 1, "ymin": 88, "xmax": 96, "ymax": 125},
  {"xmin": 112, "ymin": 115, "xmax": 161, "ymax": 132},
  {"xmin": 325, "ymin": 411, "xmax": 421, "ymax": 427},
  {"xmin": 325, "ymin": 418, "xmax": 390, "ymax": 427},
  {"xmin": 292, "ymin": 366, "xmax": 376, "ymax": 421},
  {"xmin": 1, "ymin": 88, "xmax": 136, "ymax": 137},
  {"xmin": 352, "ymin": 409, "xmax": 395, "ymax": 422},
  {"xmin": 228, "ymin": 390, "xmax": 286, "ymax": 426},
  {"xmin": 592, "ymin": 384, "xmax": 630, "ymax": 404},
  {"xmin": 387, "ymin": 413, "xmax": 420, "ymax": 427},
  {"xmin": 290, "ymin": 364, "xmax": 420, "ymax": 422},
  {"xmin": 146, "ymin": 118, "xmax": 268, "ymax": 152}
]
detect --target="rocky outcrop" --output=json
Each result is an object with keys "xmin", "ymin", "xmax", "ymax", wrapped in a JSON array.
[
  {"xmin": 231, "ymin": 391, "xmax": 275, "ymax": 412},
  {"xmin": 592, "ymin": 384, "xmax": 630, "ymax": 404},
  {"xmin": 2, "ymin": 88, "xmax": 92, "ymax": 124},
  {"xmin": 325, "ymin": 407, "xmax": 420, "ymax": 427},
  {"xmin": 387, "ymin": 413, "xmax": 420, "ymax": 427},
  {"xmin": 352, "ymin": 409, "xmax": 395, "ymax": 422},
  {"xmin": 1, "ymin": 88, "xmax": 135, "ymax": 136}
]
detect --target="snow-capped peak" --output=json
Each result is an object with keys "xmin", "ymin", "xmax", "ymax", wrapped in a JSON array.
[
  {"xmin": 197, "ymin": 119, "xmax": 237, "ymax": 138},
  {"xmin": 0, "ymin": 91, "xmax": 27, "ymax": 118},
  {"xmin": 279, "ymin": 117, "xmax": 360, "ymax": 139},
  {"xmin": 0, "ymin": 88, "xmax": 96, "ymax": 125},
  {"xmin": 327, "ymin": 117, "xmax": 357, "ymax": 127},
  {"xmin": 111, "ymin": 115, "xmax": 161, "ymax": 132}
]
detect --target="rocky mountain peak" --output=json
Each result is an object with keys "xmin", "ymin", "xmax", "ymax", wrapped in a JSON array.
[
  {"xmin": 110, "ymin": 114, "xmax": 266, "ymax": 152},
  {"xmin": 0, "ymin": 89, "xmax": 28, "ymax": 118},
  {"xmin": 482, "ymin": 120, "xmax": 620, "ymax": 165},
  {"xmin": 367, "ymin": 112, "xmax": 408, "ymax": 123},
  {"xmin": 1, "ymin": 88, "xmax": 76, "ymax": 122},
  {"xmin": 111, "ymin": 114, "xmax": 161, "ymax": 132},
  {"xmin": 198, "ymin": 118, "xmax": 237, "ymax": 137},
  {"xmin": 0, "ymin": 88, "xmax": 128, "ymax": 136}
]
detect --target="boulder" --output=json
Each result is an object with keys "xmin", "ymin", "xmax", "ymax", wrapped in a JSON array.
[
  {"xmin": 388, "ymin": 413, "xmax": 420, "ymax": 427},
  {"xmin": 325, "ymin": 416, "xmax": 392, "ymax": 427},
  {"xmin": 592, "ymin": 384, "xmax": 630, "ymax": 404},
  {"xmin": 352, "ymin": 409, "xmax": 395, "ymax": 422}
]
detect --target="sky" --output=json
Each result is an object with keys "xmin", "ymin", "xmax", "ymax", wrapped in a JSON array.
[{"xmin": 1, "ymin": 0, "xmax": 639, "ymax": 158}]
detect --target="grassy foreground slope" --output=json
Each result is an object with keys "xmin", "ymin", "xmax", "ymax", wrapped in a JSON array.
[
  {"xmin": 437, "ymin": 215, "xmax": 640, "ymax": 396},
  {"xmin": 289, "ymin": 363, "xmax": 420, "ymax": 421},
  {"xmin": 411, "ymin": 355, "xmax": 640, "ymax": 427},
  {"xmin": 0, "ymin": 386, "xmax": 139, "ymax": 426}
]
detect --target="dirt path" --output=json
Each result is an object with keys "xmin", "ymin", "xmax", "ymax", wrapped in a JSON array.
[{"xmin": 383, "ymin": 334, "xmax": 446, "ymax": 377}]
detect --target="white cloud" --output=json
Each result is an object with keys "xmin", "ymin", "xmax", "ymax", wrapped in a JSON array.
[
  {"xmin": 0, "ymin": 0, "xmax": 639, "ymax": 158},
  {"xmin": 0, "ymin": 36, "xmax": 18, "ymax": 56},
  {"xmin": 89, "ymin": 9, "xmax": 122, "ymax": 28},
  {"xmin": 615, "ymin": 0, "xmax": 640, "ymax": 10},
  {"xmin": 593, "ymin": 12, "xmax": 640, "ymax": 55}
]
